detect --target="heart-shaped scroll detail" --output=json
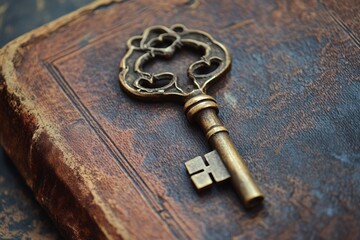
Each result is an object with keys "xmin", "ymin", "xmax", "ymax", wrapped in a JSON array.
[
  {"xmin": 191, "ymin": 58, "xmax": 221, "ymax": 76},
  {"xmin": 149, "ymin": 36, "xmax": 177, "ymax": 49},
  {"xmin": 135, "ymin": 73, "xmax": 175, "ymax": 91}
]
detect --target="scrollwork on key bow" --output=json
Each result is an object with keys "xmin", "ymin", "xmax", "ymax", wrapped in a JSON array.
[{"xmin": 119, "ymin": 24, "xmax": 231, "ymax": 101}]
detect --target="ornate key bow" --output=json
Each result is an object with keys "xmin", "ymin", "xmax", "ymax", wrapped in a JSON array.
[{"xmin": 119, "ymin": 24, "xmax": 264, "ymax": 208}]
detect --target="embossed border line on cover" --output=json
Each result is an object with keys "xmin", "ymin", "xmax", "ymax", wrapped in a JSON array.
[{"xmin": 42, "ymin": 20, "xmax": 189, "ymax": 240}]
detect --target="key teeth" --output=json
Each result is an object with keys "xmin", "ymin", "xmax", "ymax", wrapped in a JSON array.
[
  {"xmin": 191, "ymin": 172, "xmax": 213, "ymax": 189},
  {"xmin": 205, "ymin": 150, "xmax": 231, "ymax": 182},
  {"xmin": 185, "ymin": 150, "xmax": 231, "ymax": 190},
  {"xmin": 185, "ymin": 156, "xmax": 206, "ymax": 175}
]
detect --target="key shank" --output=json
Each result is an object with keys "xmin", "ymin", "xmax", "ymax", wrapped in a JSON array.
[{"xmin": 184, "ymin": 94, "xmax": 264, "ymax": 208}]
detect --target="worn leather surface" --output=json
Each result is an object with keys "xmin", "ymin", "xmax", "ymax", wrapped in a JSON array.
[
  {"xmin": 0, "ymin": 1, "xmax": 93, "ymax": 239},
  {"xmin": 0, "ymin": 0, "xmax": 359, "ymax": 239}
]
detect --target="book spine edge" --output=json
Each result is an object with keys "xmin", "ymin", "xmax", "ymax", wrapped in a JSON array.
[{"xmin": 0, "ymin": 62, "xmax": 110, "ymax": 240}]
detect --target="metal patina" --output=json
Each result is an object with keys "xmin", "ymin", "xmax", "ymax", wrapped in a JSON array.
[{"xmin": 119, "ymin": 24, "xmax": 264, "ymax": 208}]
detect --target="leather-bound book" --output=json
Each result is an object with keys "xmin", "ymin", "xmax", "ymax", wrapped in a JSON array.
[{"xmin": 0, "ymin": 0, "xmax": 359, "ymax": 239}]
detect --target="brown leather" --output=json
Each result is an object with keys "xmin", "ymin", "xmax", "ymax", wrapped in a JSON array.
[{"xmin": 0, "ymin": 0, "xmax": 359, "ymax": 239}]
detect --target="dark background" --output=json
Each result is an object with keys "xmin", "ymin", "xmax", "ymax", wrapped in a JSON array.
[{"xmin": 0, "ymin": 0, "xmax": 92, "ymax": 238}]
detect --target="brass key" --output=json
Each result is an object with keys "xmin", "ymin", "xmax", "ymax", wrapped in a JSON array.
[{"xmin": 119, "ymin": 24, "xmax": 264, "ymax": 208}]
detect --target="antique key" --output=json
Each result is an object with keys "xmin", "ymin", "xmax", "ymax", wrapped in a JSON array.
[{"xmin": 119, "ymin": 24, "xmax": 264, "ymax": 207}]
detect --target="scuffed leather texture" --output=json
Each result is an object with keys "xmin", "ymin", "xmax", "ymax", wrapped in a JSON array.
[
  {"xmin": 0, "ymin": 0, "xmax": 92, "ymax": 239},
  {"xmin": 0, "ymin": 0, "xmax": 359, "ymax": 239}
]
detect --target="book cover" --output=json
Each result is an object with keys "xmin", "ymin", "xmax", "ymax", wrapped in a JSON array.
[{"xmin": 0, "ymin": 0, "xmax": 359, "ymax": 239}]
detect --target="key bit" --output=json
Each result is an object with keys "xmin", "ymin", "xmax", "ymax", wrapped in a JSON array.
[
  {"xmin": 185, "ymin": 150, "xmax": 230, "ymax": 189},
  {"xmin": 119, "ymin": 24, "xmax": 264, "ymax": 208}
]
